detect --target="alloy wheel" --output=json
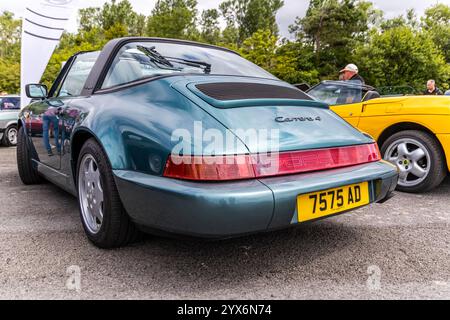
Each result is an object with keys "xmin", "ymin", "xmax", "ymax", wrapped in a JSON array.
[
  {"xmin": 384, "ymin": 138, "xmax": 431, "ymax": 188},
  {"xmin": 7, "ymin": 127, "xmax": 17, "ymax": 145},
  {"xmin": 78, "ymin": 154, "xmax": 104, "ymax": 234}
]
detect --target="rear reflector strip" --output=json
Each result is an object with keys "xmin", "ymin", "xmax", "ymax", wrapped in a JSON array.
[
  {"xmin": 254, "ymin": 143, "xmax": 381, "ymax": 178},
  {"xmin": 163, "ymin": 143, "xmax": 381, "ymax": 181}
]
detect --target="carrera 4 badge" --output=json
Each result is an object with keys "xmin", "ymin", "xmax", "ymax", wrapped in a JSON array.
[{"xmin": 275, "ymin": 116, "xmax": 322, "ymax": 123}]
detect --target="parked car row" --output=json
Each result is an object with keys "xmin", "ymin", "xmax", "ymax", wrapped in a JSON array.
[
  {"xmin": 0, "ymin": 95, "xmax": 20, "ymax": 146},
  {"xmin": 10, "ymin": 37, "xmax": 450, "ymax": 248},
  {"xmin": 16, "ymin": 37, "xmax": 398, "ymax": 248}
]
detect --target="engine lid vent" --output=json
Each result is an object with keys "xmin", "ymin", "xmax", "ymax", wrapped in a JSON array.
[{"xmin": 195, "ymin": 82, "xmax": 313, "ymax": 101}]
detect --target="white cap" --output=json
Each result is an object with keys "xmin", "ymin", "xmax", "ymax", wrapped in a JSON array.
[{"xmin": 340, "ymin": 64, "xmax": 358, "ymax": 73}]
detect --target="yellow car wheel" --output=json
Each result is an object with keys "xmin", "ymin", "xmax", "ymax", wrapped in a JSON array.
[{"xmin": 381, "ymin": 130, "xmax": 447, "ymax": 193}]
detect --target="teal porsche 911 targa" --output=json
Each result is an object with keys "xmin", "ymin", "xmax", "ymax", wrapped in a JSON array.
[{"xmin": 17, "ymin": 37, "xmax": 398, "ymax": 248}]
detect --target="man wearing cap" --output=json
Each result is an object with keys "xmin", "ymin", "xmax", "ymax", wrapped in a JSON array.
[{"xmin": 340, "ymin": 64, "xmax": 365, "ymax": 84}]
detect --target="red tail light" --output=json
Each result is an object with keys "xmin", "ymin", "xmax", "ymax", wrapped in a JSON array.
[
  {"xmin": 163, "ymin": 143, "xmax": 381, "ymax": 181},
  {"xmin": 164, "ymin": 154, "xmax": 256, "ymax": 181}
]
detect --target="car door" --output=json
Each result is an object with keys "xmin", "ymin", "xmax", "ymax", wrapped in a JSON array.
[
  {"xmin": 356, "ymin": 97, "xmax": 404, "ymax": 140},
  {"xmin": 329, "ymin": 88, "xmax": 367, "ymax": 128},
  {"xmin": 28, "ymin": 54, "xmax": 77, "ymax": 170},
  {"xmin": 28, "ymin": 94, "xmax": 72, "ymax": 170},
  {"xmin": 331, "ymin": 101, "xmax": 364, "ymax": 127},
  {"xmin": 28, "ymin": 52, "xmax": 97, "ymax": 170}
]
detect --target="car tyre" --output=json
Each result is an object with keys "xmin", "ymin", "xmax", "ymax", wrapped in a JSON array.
[
  {"xmin": 3, "ymin": 124, "xmax": 18, "ymax": 146},
  {"xmin": 17, "ymin": 126, "xmax": 41, "ymax": 185},
  {"xmin": 77, "ymin": 138, "xmax": 142, "ymax": 248},
  {"xmin": 381, "ymin": 130, "xmax": 447, "ymax": 193}
]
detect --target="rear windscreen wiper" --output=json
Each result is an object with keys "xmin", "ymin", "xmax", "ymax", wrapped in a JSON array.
[
  {"xmin": 137, "ymin": 45, "xmax": 212, "ymax": 74},
  {"xmin": 136, "ymin": 45, "xmax": 179, "ymax": 70},
  {"xmin": 164, "ymin": 57, "xmax": 211, "ymax": 74}
]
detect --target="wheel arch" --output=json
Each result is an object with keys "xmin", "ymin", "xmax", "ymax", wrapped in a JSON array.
[
  {"xmin": 70, "ymin": 128, "xmax": 113, "ymax": 185},
  {"xmin": 17, "ymin": 117, "xmax": 27, "ymax": 131},
  {"xmin": 6, "ymin": 120, "xmax": 18, "ymax": 129}
]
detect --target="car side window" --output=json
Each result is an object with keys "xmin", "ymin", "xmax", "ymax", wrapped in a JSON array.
[
  {"xmin": 312, "ymin": 88, "xmax": 341, "ymax": 105},
  {"xmin": 336, "ymin": 87, "xmax": 362, "ymax": 105},
  {"xmin": 0, "ymin": 97, "xmax": 20, "ymax": 110},
  {"xmin": 309, "ymin": 83, "xmax": 363, "ymax": 106},
  {"xmin": 56, "ymin": 52, "xmax": 99, "ymax": 97}
]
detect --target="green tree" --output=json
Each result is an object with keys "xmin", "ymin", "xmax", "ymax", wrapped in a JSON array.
[
  {"xmin": 4, "ymin": 0, "xmax": 450, "ymax": 95},
  {"xmin": 220, "ymin": 0, "xmax": 283, "ymax": 46},
  {"xmin": 78, "ymin": 7, "xmax": 101, "ymax": 32},
  {"xmin": 0, "ymin": 59, "xmax": 20, "ymax": 94},
  {"xmin": 100, "ymin": 0, "xmax": 146, "ymax": 36},
  {"xmin": 354, "ymin": 26, "xmax": 450, "ymax": 90},
  {"xmin": 379, "ymin": 9, "xmax": 419, "ymax": 31},
  {"xmin": 240, "ymin": 29, "xmax": 319, "ymax": 85},
  {"xmin": 199, "ymin": 9, "xmax": 221, "ymax": 44},
  {"xmin": 78, "ymin": 1, "xmax": 145, "ymax": 36},
  {"xmin": 240, "ymin": 29, "xmax": 278, "ymax": 70},
  {"xmin": 0, "ymin": 11, "xmax": 21, "ymax": 93},
  {"xmin": 274, "ymin": 41, "xmax": 320, "ymax": 85},
  {"xmin": 146, "ymin": 0, "xmax": 198, "ymax": 40},
  {"xmin": 0, "ymin": 11, "xmax": 21, "ymax": 59},
  {"xmin": 290, "ymin": 0, "xmax": 377, "ymax": 78},
  {"xmin": 422, "ymin": 4, "xmax": 450, "ymax": 63}
]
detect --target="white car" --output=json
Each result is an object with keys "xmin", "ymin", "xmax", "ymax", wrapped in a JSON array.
[{"xmin": 0, "ymin": 95, "xmax": 20, "ymax": 146}]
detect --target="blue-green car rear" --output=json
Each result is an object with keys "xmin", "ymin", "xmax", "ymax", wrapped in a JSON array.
[{"xmin": 17, "ymin": 38, "xmax": 398, "ymax": 247}]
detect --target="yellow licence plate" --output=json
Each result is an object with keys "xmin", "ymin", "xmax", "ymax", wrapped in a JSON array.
[{"xmin": 297, "ymin": 182, "xmax": 370, "ymax": 223}]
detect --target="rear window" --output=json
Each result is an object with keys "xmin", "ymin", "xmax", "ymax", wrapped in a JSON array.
[
  {"xmin": 101, "ymin": 41, "xmax": 277, "ymax": 89},
  {"xmin": 0, "ymin": 97, "xmax": 20, "ymax": 110}
]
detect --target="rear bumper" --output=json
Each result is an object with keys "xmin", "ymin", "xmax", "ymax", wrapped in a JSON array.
[{"xmin": 113, "ymin": 161, "xmax": 398, "ymax": 238}]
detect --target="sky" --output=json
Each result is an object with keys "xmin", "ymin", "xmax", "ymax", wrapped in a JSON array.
[{"xmin": 1, "ymin": 0, "xmax": 449, "ymax": 38}]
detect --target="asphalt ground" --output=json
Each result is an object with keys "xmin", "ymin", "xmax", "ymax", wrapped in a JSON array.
[{"xmin": 0, "ymin": 145, "xmax": 449, "ymax": 299}]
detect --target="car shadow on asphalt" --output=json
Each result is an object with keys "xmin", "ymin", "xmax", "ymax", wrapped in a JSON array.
[
  {"xmin": 106, "ymin": 222, "xmax": 364, "ymax": 289},
  {"xmin": 16, "ymin": 173, "xmax": 366, "ymax": 288}
]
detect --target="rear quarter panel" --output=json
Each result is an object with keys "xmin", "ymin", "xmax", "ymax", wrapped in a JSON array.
[{"xmin": 69, "ymin": 78, "xmax": 249, "ymax": 177}]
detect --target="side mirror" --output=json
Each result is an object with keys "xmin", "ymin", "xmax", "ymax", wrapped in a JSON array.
[
  {"xmin": 294, "ymin": 83, "xmax": 311, "ymax": 92},
  {"xmin": 25, "ymin": 84, "xmax": 47, "ymax": 99}
]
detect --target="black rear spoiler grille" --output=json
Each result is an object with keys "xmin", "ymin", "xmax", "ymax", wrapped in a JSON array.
[{"xmin": 195, "ymin": 82, "xmax": 313, "ymax": 101}]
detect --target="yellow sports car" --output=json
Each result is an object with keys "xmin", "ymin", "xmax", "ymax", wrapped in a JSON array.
[{"xmin": 307, "ymin": 81, "xmax": 450, "ymax": 193}]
